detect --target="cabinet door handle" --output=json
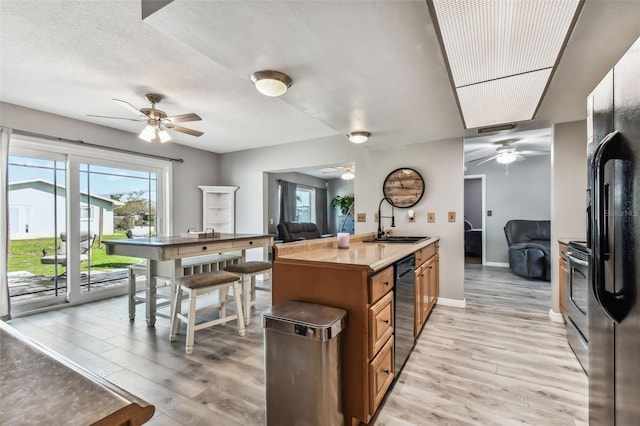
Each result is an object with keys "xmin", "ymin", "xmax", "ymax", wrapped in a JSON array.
[
  {"xmin": 382, "ymin": 319, "xmax": 389, "ymax": 324},
  {"xmin": 383, "ymin": 369, "xmax": 390, "ymax": 374},
  {"xmin": 202, "ymin": 246, "xmax": 207, "ymax": 250},
  {"xmin": 384, "ymin": 281, "xmax": 390, "ymax": 286}
]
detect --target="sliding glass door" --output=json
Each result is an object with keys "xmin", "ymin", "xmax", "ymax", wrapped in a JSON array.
[
  {"xmin": 7, "ymin": 137, "xmax": 170, "ymax": 315},
  {"xmin": 8, "ymin": 153, "xmax": 67, "ymax": 308}
]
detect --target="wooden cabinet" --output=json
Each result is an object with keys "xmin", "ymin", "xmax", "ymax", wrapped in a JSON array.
[
  {"xmin": 368, "ymin": 291, "xmax": 394, "ymax": 356},
  {"xmin": 272, "ymin": 237, "xmax": 439, "ymax": 425},
  {"xmin": 414, "ymin": 243, "xmax": 439, "ymax": 337},
  {"xmin": 198, "ymin": 186, "xmax": 238, "ymax": 233},
  {"xmin": 559, "ymin": 242, "xmax": 568, "ymax": 315},
  {"xmin": 272, "ymin": 261, "xmax": 395, "ymax": 424},
  {"xmin": 368, "ymin": 336, "xmax": 394, "ymax": 414}
]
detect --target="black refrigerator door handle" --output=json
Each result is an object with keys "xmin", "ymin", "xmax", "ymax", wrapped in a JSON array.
[{"xmin": 593, "ymin": 130, "xmax": 630, "ymax": 323}]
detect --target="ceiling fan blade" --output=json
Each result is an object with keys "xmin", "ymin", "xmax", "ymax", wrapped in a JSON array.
[
  {"xmin": 473, "ymin": 154, "xmax": 500, "ymax": 166},
  {"xmin": 113, "ymin": 98, "xmax": 146, "ymax": 118},
  {"xmin": 165, "ymin": 113, "xmax": 202, "ymax": 123},
  {"xmin": 166, "ymin": 124, "xmax": 203, "ymax": 137},
  {"xmin": 518, "ymin": 150, "xmax": 550, "ymax": 155},
  {"xmin": 87, "ymin": 114, "xmax": 146, "ymax": 122}
]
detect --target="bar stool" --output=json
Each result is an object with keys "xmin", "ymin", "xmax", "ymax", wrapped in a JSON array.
[
  {"xmin": 170, "ymin": 271, "xmax": 245, "ymax": 354},
  {"xmin": 128, "ymin": 262, "xmax": 172, "ymax": 321},
  {"xmin": 224, "ymin": 261, "xmax": 272, "ymax": 325}
]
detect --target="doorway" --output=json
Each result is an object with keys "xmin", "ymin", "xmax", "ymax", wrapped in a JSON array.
[{"xmin": 464, "ymin": 175, "xmax": 486, "ymax": 265}]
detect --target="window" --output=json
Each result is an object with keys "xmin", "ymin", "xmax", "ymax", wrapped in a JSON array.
[
  {"xmin": 80, "ymin": 206, "xmax": 93, "ymax": 220},
  {"xmin": 296, "ymin": 187, "xmax": 315, "ymax": 222}
]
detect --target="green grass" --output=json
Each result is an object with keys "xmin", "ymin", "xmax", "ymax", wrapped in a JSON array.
[{"xmin": 8, "ymin": 230, "xmax": 142, "ymax": 276}]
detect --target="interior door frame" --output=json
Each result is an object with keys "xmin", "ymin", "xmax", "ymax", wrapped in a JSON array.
[{"xmin": 464, "ymin": 174, "xmax": 487, "ymax": 265}]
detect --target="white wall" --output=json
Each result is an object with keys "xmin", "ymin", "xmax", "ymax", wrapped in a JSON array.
[
  {"xmin": 466, "ymin": 155, "xmax": 551, "ymax": 264},
  {"xmin": 1, "ymin": 102, "xmax": 220, "ymax": 232},
  {"xmin": 550, "ymin": 120, "xmax": 587, "ymax": 313},
  {"xmin": 220, "ymin": 135, "xmax": 465, "ymax": 302}
]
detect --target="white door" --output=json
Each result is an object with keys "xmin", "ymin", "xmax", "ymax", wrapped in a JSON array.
[{"xmin": 9, "ymin": 205, "xmax": 30, "ymax": 236}]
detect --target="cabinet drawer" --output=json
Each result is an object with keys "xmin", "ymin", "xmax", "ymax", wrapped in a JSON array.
[
  {"xmin": 233, "ymin": 237, "xmax": 270, "ymax": 250},
  {"xmin": 368, "ymin": 291, "xmax": 394, "ymax": 358},
  {"xmin": 177, "ymin": 242, "xmax": 234, "ymax": 256},
  {"xmin": 369, "ymin": 266, "xmax": 394, "ymax": 304},
  {"xmin": 415, "ymin": 244, "xmax": 437, "ymax": 267},
  {"xmin": 369, "ymin": 336, "xmax": 394, "ymax": 415}
]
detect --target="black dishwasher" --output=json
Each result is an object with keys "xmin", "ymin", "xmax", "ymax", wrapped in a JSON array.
[{"xmin": 394, "ymin": 254, "xmax": 416, "ymax": 376}]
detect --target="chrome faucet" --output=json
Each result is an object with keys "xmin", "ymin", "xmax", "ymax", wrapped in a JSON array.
[{"xmin": 377, "ymin": 197, "xmax": 396, "ymax": 239}]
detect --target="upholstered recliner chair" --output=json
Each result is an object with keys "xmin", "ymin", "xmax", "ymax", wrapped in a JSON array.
[
  {"xmin": 503, "ymin": 220, "xmax": 551, "ymax": 281},
  {"xmin": 276, "ymin": 222, "xmax": 332, "ymax": 243}
]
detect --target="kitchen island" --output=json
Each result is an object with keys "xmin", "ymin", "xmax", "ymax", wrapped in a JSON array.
[{"xmin": 272, "ymin": 232, "xmax": 439, "ymax": 425}]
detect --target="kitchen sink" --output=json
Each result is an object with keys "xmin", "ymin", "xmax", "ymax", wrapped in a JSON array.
[{"xmin": 363, "ymin": 236, "xmax": 429, "ymax": 243}]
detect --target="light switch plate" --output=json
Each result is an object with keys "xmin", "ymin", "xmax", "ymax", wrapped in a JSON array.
[
  {"xmin": 427, "ymin": 212, "xmax": 435, "ymax": 223},
  {"xmin": 357, "ymin": 213, "xmax": 366, "ymax": 222},
  {"xmin": 374, "ymin": 212, "xmax": 379, "ymax": 222},
  {"xmin": 448, "ymin": 212, "xmax": 456, "ymax": 222}
]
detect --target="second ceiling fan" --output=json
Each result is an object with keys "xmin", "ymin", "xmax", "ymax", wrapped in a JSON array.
[
  {"xmin": 469, "ymin": 139, "xmax": 549, "ymax": 166},
  {"xmin": 88, "ymin": 93, "xmax": 203, "ymax": 143}
]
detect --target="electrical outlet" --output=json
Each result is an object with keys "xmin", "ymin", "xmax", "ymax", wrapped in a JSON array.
[
  {"xmin": 448, "ymin": 212, "xmax": 456, "ymax": 222},
  {"xmin": 427, "ymin": 212, "xmax": 435, "ymax": 223},
  {"xmin": 357, "ymin": 213, "xmax": 366, "ymax": 222}
]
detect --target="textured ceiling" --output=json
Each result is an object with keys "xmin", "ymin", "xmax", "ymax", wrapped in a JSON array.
[{"xmin": 0, "ymin": 0, "xmax": 639, "ymax": 154}]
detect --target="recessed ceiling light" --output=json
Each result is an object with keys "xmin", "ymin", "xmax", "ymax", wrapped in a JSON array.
[
  {"xmin": 348, "ymin": 131, "xmax": 370, "ymax": 144},
  {"xmin": 250, "ymin": 70, "xmax": 293, "ymax": 97}
]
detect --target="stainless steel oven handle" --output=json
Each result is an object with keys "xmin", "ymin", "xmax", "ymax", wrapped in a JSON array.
[{"xmin": 565, "ymin": 252, "xmax": 589, "ymax": 267}]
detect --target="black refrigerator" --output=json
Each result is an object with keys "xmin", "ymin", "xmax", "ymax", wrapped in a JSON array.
[{"xmin": 587, "ymin": 36, "xmax": 640, "ymax": 425}]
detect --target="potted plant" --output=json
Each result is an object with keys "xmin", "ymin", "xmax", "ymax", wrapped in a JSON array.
[{"xmin": 330, "ymin": 195, "xmax": 354, "ymax": 215}]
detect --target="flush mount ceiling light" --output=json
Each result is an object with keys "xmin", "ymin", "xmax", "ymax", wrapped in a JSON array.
[
  {"xmin": 348, "ymin": 131, "xmax": 370, "ymax": 144},
  {"xmin": 428, "ymin": 0, "xmax": 583, "ymax": 129},
  {"xmin": 250, "ymin": 70, "xmax": 293, "ymax": 97},
  {"xmin": 341, "ymin": 166, "xmax": 355, "ymax": 180}
]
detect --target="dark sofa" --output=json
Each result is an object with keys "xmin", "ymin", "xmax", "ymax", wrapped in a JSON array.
[
  {"xmin": 503, "ymin": 220, "xmax": 551, "ymax": 281},
  {"xmin": 276, "ymin": 222, "xmax": 332, "ymax": 243}
]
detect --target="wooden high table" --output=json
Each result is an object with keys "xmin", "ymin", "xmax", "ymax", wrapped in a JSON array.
[{"xmin": 104, "ymin": 233, "xmax": 273, "ymax": 326}]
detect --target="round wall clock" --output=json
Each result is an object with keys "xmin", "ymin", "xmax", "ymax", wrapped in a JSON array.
[{"xmin": 382, "ymin": 168, "xmax": 425, "ymax": 208}]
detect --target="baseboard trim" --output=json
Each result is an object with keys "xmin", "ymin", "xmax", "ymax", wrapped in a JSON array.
[
  {"xmin": 485, "ymin": 262, "xmax": 509, "ymax": 268},
  {"xmin": 548, "ymin": 309, "xmax": 565, "ymax": 323},
  {"xmin": 437, "ymin": 298, "xmax": 466, "ymax": 308}
]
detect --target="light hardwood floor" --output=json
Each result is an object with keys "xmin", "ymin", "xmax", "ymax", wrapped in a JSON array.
[{"xmin": 8, "ymin": 265, "xmax": 587, "ymax": 425}]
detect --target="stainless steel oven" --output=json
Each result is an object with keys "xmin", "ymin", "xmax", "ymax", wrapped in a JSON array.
[{"xmin": 565, "ymin": 240, "xmax": 589, "ymax": 374}]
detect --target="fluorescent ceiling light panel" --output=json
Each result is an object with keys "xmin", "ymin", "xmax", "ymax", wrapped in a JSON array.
[
  {"xmin": 457, "ymin": 69, "xmax": 552, "ymax": 128},
  {"xmin": 430, "ymin": 0, "xmax": 582, "ymax": 128}
]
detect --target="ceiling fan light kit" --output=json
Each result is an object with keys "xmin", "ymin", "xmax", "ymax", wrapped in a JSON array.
[
  {"xmin": 250, "ymin": 70, "xmax": 293, "ymax": 97},
  {"xmin": 90, "ymin": 93, "xmax": 203, "ymax": 142},
  {"xmin": 348, "ymin": 131, "xmax": 370, "ymax": 144},
  {"xmin": 341, "ymin": 166, "xmax": 355, "ymax": 180},
  {"xmin": 496, "ymin": 151, "xmax": 516, "ymax": 164}
]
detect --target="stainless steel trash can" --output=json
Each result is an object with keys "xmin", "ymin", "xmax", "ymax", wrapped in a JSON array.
[{"xmin": 262, "ymin": 300, "xmax": 347, "ymax": 426}]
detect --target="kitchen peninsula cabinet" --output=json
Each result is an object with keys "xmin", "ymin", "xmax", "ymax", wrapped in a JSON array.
[
  {"xmin": 272, "ymin": 233, "xmax": 439, "ymax": 425},
  {"xmin": 414, "ymin": 242, "xmax": 439, "ymax": 337}
]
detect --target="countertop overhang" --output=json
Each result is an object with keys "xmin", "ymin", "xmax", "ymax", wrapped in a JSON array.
[{"xmin": 273, "ymin": 233, "xmax": 440, "ymax": 273}]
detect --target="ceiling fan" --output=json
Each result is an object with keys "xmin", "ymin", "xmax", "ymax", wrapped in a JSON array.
[
  {"xmin": 88, "ymin": 93, "xmax": 203, "ymax": 143},
  {"xmin": 469, "ymin": 139, "xmax": 549, "ymax": 166}
]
